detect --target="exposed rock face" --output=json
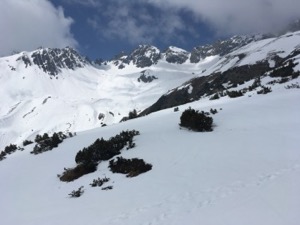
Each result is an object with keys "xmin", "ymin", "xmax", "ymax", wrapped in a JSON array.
[
  {"xmin": 111, "ymin": 51, "xmax": 129, "ymax": 69},
  {"xmin": 190, "ymin": 35, "xmax": 265, "ymax": 63},
  {"xmin": 128, "ymin": 45, "xmax": 161, "ymax": 68},
  {"xmin": 17, "ymin": 54, "xmax": 32, "ymax": 68},
  {"xmin": 163, "ymin": 46, "xmax": 189, "ymax": 64},
  {"xmin": 137, "ymin": 70, "xmax": 158, "ymax": 83},
  {"xmin": 17, "ymin": 47, "xmax": 88, "ymax": 75},
  {"xmin": 110, "ymin": 45, "xmax": 161, "ymax": 68}
]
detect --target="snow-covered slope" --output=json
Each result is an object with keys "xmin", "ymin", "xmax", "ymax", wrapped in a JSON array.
[
  {"xmin": 142, "ymin": 31, "xmax": 300, "ymax": 115},
  {"xmin": 0, "ymin": 85, "xmax": 299, "ymax": 225},
  {"xmin": 0, "ymin": 50, "xmax": 201, "ymax": 149},
  {"xmin": 1, "ymin": 31, "xmax": 300, "ymax": 150}
]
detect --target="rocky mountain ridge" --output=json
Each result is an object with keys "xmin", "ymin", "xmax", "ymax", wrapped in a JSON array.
[
  {"xmin": 1, "ymin": 30, "xmax": 300, "ymax": 149},
  {"xmin": 108, "ymin": 34, "xmax": 264, "ymax": 68},
  {"xmin": 3, "ymin": 33, "xmax": 272, "ymax": 74}
]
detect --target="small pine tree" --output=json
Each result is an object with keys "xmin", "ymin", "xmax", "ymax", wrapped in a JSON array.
[
  {"xmin": 128, "ymin": 109, "xmax": 138, "ymax": 119},
  {"xmin": 68, "ymin": 186, "xmax": 84, "ymax": 198}
]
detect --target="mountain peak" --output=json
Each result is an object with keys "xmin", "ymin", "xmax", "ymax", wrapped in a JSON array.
[
  {"xmin": 15, "ymin": 47, "xmax": 89, "ymax": 75},
  {"xmin": 163, "ymin": 46, "xmax": 189, "ymax": 64}
]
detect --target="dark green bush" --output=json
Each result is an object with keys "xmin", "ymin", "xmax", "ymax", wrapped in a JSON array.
[
  {"xmin": 68, "ymin": 186, "xmax": 84, "ymax": 198},
  {"xmin": 0, "ymin": 151, "xmax": 7, "ymax": 161},
  {"xmin": 0, "ymin": 144, "xmax": 24, "ymax": 162},
  {"xmin": 210, "ymin": 108, "xmax": 218, "ymax": 114},
  {"xmin": 120, "ymin": 109, "xmax": 138, "ymax": 122},
  {"xmin": 180, "ymin": 108, "xmax": 213, "ymax": 132},
  {"xmin": 109, "ymin": 157, "xmax": 152, "ymax": 177},
  {"xmin": 227, "ymin": 90, "xmax": 243, "ymax": 98},
  {"xmin": 90, "ymin": 177, "xmax": 110, "ymax": 187},
  {"xmin": 23, "ymin": 140, "xmax": 33, "ymax": 146},
  {"xmin": 59, "ymin": 162, "xmax": 97, "ymax": 182},
  {"xmin": 4, "ymin": 144, "xmax": 18, "ymax": 154}
]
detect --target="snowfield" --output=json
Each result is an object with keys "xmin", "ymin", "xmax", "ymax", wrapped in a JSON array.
[
  {"xmin": 1, "ymin": 86, "xmax": 299, "ymax": 225},
  {"xmin": 1, "ymin": 31, "xmax": 300, "ymax": 149}
]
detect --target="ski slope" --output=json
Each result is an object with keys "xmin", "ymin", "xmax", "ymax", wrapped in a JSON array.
[{"xmin": 0, "ymin": 85, "xmax": 299, "ymax": 225}]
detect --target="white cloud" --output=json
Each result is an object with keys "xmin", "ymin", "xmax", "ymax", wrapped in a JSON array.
[
  {"xmin": 0, "ymin": 0, "xmax": 77, "ymax": 56},
  {"xmin": 147, "ymin": 0, "xmax": 300, "ymax": 35},
  {"xmin": 62, "ymin": 0, "xmax": 101, "ymax": 7},
  {"xmin": 81, "ymin": 0, "xmax": 300, "ymax": 46}
]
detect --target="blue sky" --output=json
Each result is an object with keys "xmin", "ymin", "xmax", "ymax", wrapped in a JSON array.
[
  {"xmin": 49, "ymin": 0, "xmax": 216, "ymax": 60},
  {"xmin": 1, "ymin": 0, "xmax": 299, "ymax": 60}
]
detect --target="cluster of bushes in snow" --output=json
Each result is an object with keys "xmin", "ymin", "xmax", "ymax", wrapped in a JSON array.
[
  {"xmin": 62, "ymin": 129, "xmax": 154, "ymax": 197},
  {"xmin": 1, "ymin": 131, "xmax": 73, "ymax": 161},
  {"xmin": 75, "ymin": 130, "xmax": 139, "ymax": 164},
  {"xmin": 208, "ymin": 76, "xmax": 277, "ymax": 101},
  {"xmin": 31, "ymin": 132, "xmax": 74, "ymax": 155},
  {"xmin": 285, "ymin": 83, "xmax": 300, "ymax": 89},
  {"xmin": 90, "ymin": 177, "xmax": 110, "ymax": 187},
  {"xmin": 60, "ymin": 130, "xmax": 141, "ymax": 182},
  {"xmin": 0, "ymin": 144, "xmax": 24, "ymax": 161}
]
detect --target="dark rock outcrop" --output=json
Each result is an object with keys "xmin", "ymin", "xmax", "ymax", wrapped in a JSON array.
[
  {"xmin": 137, "ymin": 70, "xmax": 158, "ymax": 83},
  {"xmin": 190, "ymin": 35, "xmax": 265, "ymax": 63},
  {"xmin": 164, "ymin": 47, "xmax": 189, "ymax": 64},
  {"xmin": 128, "ymin": 45, "xmax": 161, "ymax": 68},
  {"xmin": 17, "ymin": 47, "xmax": 88, "ymax": 75}
]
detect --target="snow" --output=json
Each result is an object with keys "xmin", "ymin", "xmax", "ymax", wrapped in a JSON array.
[
  {"xmin": 188, "ymin": 85, "xmax": 193, "ymax": 94},
  {"xmin": 2, "ymin": 30, "xmax": 300, "ymax": 150},
  {"xmin": 234, "ymin": 31, "xmax": 300, "ymax": 66},
  {"xmin": 0, "ymin": 87, "xmax": 299, "ymax": 225},
  {"xmin": 268, "ymin": 59, "xmax": 276, "ymax": 68},
  {"xmin": 1, "ymin": 31, "xmax": 300, "ymax": 150},
  {"xmin": 1, "ymin": 30, "xmax": 300, "ymax": 223},
  {"xmin": 200, "ymin": 31, "xmax": 300, "ymax": 75},
  {"xmin": 168, "ymin": 46, "xmax": 188, "ymax": 53},
  {"xmin": 0, "ymin": 55, "xmax": 197, "ymax": 148}
]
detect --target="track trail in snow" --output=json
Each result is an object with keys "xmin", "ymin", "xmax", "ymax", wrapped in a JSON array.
[{"xmin": 106, "ymin": 162, "xmax": 300, "ymax": 225}]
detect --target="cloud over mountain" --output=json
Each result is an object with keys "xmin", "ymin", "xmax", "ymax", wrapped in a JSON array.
[
  {"xmin": 148, "ymin": 0, "xmax": 300, "ymax": 35},
  {"xmin": 0, "ymin": 0, "xmax": 77, "ymax": 56},
  {"xmin": 63, "ymin": 0, "xmax": 299, "ymax": 48}
]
